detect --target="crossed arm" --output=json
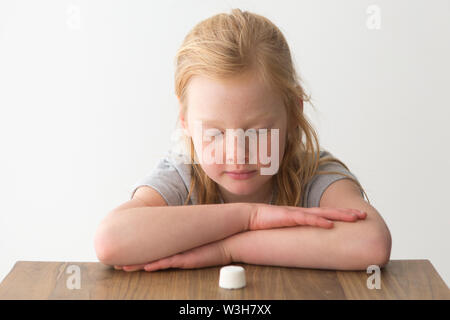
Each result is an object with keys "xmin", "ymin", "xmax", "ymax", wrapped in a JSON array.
[{"xmin": 111, "ymin": 179, "xmax": 392, "ymax": 272}]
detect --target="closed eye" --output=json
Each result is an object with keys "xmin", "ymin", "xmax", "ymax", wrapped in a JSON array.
[{"xmin": 204, "ymin": 129, "xmax": 223, "ymax": 137}]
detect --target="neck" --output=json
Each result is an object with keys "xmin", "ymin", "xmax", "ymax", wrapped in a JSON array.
[{"xmin": 219, "ymin": 178, "xmax": 274, "ymax": 204}]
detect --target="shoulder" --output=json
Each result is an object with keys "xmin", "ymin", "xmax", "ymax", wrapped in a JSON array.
[
  {"xmin": 319, "ymin": 178, "xmax": 364, "ymax": 208},
  {"xmin": 302, "ymin": 149, "xmax": 364, "ymax": 208},
  {"xmin": 129, "ymin": 150, "xmax": 195, "ymax": 205},
  {"xmin": 154, "ymin": 150, "xmax": 191, "ymax": 182}
]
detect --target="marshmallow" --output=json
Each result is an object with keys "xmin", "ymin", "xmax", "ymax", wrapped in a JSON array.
[{"xmin": 219, "ymin": 265, "xmax": 246, "ymax": 289}]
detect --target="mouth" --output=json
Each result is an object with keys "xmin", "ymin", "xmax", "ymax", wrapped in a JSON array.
[{"xmin": 224, "ymin": 170, "xmax": 258, "ymax": 180}]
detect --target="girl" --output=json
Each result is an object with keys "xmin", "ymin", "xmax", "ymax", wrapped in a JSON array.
[{"xmin": 94, "ymin": 8, "xmax": 391, "ymax": 272}]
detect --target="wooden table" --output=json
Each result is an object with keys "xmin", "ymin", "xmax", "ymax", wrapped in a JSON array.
[{"xmin": 0, "ymin": 259, "xmax": 448, "ymax": 299}]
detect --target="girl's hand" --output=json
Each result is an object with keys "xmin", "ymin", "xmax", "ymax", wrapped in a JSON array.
[
  {"xmin": 114, "ymin": 239, "xmax": 232, "ymax": 272},
  {"xmin": 248, "ymin": 203, "xmax": 367, "ymax": 230}
]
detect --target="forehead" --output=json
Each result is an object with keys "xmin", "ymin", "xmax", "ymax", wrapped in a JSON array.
[{"xmin": 186, "ymin": 73, "xmax": 284, "ymax": 125}]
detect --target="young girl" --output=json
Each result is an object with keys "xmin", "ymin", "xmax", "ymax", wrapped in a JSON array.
[{"xmin": 94, "ymin": 8, "xmax": 391, "ymax": 272}]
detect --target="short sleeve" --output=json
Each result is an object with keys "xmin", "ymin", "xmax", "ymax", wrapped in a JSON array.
[
  {"xmin": 129, "ymin": 156, "xmax": 190, "ymax": 206},
  {"xmin": 303, "ymin": 151, "xmax": 364, "ymax": 208}
]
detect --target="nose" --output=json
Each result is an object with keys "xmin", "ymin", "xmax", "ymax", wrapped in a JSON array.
[{"xmin": 226, "ymin": 135, "xmax": 250, "ymax": 164}]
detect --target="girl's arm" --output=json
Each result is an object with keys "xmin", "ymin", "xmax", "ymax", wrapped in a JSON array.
[
  {"xmin": 225, "ymin": 179, "xmax": 391, "ymax": 271},
  {"xmin": 120, "ymin": 179, "xmax": 390, "ymax": 272},
  {"xmin": 94, "ymin": 201, "xmax": 252, "ymax": 266},
  {"xmin": 94, "ymin": 185, "xmax": 362, "ymax": 267}
]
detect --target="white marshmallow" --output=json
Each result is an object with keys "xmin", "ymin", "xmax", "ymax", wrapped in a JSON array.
[{"xmin": 219, "ymin": 265, "xmax": 246, "ymax": 289}]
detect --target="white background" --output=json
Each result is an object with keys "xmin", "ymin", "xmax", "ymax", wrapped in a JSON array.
[{"xmin": 1, "ymin": 0, "xmax": 449, "ymax": 288}]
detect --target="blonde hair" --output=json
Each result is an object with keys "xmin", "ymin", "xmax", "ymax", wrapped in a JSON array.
[{"xmin": 174, "ymin": 8, "xmax": 370, "ymax": 206}]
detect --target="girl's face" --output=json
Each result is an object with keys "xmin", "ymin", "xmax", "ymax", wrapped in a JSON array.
[{"xmin": 180, "ymin": 72, "xmax": 288, "ymax": 199}]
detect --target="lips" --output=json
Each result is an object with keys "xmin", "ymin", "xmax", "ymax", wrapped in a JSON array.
[
  {"xmin": 226, "ymin": 170, "xmax": 256, "ymax": 174},
  {"xmin": 224, "ymin": 170, "xmax": 257, "ymax": 180}
]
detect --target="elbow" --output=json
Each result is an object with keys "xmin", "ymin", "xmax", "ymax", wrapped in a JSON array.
[
  {"xmin": 360, "ymin": 227, "xmax": 392, "ymax": 269},
  {"xmin": 94, "ymin": 221, "xmax": 118, "ymax": 266}
]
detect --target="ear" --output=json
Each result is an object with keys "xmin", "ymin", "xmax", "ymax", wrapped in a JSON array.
[
  {"xmin": 178, "ymin": 107, "xmax": 192, "ymax": 138},
  {"xmin": 179, "ymin": 111, "xmax": 186, "ymax": 129},
  {"xmin": 177, "ymin": 97, "xmax": 186, "ymax": 128}
]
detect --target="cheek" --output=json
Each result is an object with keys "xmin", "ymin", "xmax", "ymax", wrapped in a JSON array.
[
  {"xmin": 192, "ymin": 140, "xmax": 225, "ymax": 176},
  {"xmin": 261, "ymin": 129, "xmax": 286, "ymax": 159},
  {"xmin": 192, "ymin": 138, "xmax": 227, "ymax": 164},
  {"xmin": 273, "ymin": 125, "xmax": 286, "ymax": 154},
  {"xmin": 201, "ymin": 163, "xmax": 224, "ymax": 177}
]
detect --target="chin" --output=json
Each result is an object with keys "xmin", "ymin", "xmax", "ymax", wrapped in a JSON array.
[{"xmin": 220, "ymin": 180, "xmax": 259, "ymax": 195}]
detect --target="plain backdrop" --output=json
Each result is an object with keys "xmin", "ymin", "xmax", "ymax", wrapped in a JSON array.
[{"xmin": 0, "ymin": 0, "xmax": 449, "ymax": 288}]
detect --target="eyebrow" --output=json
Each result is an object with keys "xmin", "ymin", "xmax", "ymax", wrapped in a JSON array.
[{"xmin": 199, "ymin": 114, "xmax": 276, "ymax": 128}]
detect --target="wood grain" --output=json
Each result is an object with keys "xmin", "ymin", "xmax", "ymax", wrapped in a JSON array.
[{"xmin": 0, "ymin": 260, "xmax": 448, "ymax": 299}]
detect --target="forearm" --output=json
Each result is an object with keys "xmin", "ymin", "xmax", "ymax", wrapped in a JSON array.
[
  {"xmin": 224, "ymin": 220, "xmax": 391, "ymax": 271},
  {"xmin": 95, "ymin": 203, "xmax": 252, "ymax": 266}
]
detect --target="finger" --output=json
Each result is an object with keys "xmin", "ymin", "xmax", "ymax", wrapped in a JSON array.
[
  {"xmin": 250, "ymin": 205, "xmax": 334, "ymax": 230},
  {"xmin": 157, "ymin": 255, "xmax": 177, "ymax": 270},
  {"xmin": 287, "ymin": 210, "xmax": 334, "ymax": 228},
  {"xmin": 299, "ymin": 213, "xmax": 334, "ymax": 229},
  {"xmin": 144, "ymin": 261, "xmax": 161, "ymax": 272},
  {"xmin": 145, "ymin": 255, "xmax": 176, "ymax": 272},
  {"xmin": 355, "ymin": 209, "xmax": 367, "ymax": 219},
  {"xmin": 335, "ymin": 208, "xmax": 367, "ymax": 219},
  {"xmin": 300, "ymin": 207, "xmax": 361, "ymax": 221},
  {"xmin": 122, "ymin": 263, "xmax": 147, "ymax": 272},
  {"xmin": 331, "ymin": 207, "xmax": 367, "ymax": 219},
  {"xmin": 318, "ymin": 209, "xmax": 358, "ymax": 222}
]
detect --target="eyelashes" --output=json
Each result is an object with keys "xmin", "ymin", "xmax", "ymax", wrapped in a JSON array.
[
  {"xmin": 203, "ymin": 128, "xmax": 273, "ymax": 138},
  {"xmin": 204, "ymin": 129, "xmax": 223, "ymax": 137}
]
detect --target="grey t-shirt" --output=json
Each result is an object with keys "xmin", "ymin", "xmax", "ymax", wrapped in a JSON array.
[{"xmin": 129, "ymin": 149, "xmax": 363, "ymax": 208}]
